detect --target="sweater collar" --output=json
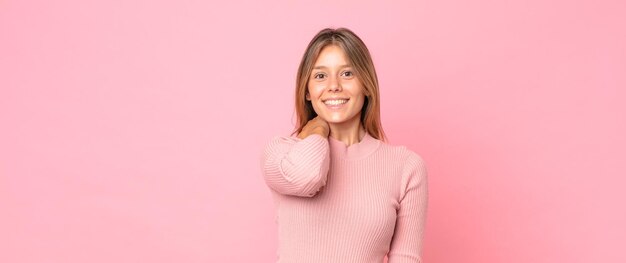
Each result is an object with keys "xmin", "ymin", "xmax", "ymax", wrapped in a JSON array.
[{"xmin": 328, "ymin": 131, "xmax": 381, "ymax": 160}]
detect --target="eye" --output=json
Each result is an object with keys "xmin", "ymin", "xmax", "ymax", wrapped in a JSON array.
[
  {"xmin": 342, "ymin": 71, "xmax": 354, "ymax": 78},
  {"xmin": 313, "ymin": 73, "xmax": 326, "ymax": 79}
]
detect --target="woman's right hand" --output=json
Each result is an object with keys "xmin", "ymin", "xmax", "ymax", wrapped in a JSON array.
[{"xmin": 297, "ymin": 116, "xmax": 330, "ymax": 139}]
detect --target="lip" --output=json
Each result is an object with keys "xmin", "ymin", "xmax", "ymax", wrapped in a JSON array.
[
  {"xmin": 323, "ymin": 98, "xmax": 349, "ymax": 110},
  {"xmin": 322, "ymin": 97, "xmax": 350, "ymax": 102}
]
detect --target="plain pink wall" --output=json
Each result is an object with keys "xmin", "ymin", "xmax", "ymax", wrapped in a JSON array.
[{"xmin": 1, "ymin": 0, "xmax": 624, "ymax": 262}]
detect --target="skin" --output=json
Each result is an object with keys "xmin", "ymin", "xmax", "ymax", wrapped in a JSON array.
[{"xmin": 297, "ymin": 44, "xmax": 367, "ymax": 146}]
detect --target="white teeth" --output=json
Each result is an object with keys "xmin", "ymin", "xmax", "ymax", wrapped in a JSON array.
[{"xmin": 324, "ymin": 99, "xmax": 348, "ymax": 105}]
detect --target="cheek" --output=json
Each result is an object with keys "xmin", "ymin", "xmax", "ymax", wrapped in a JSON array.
[
  {"xmin": 307, "ymin": 85, "xmax": 324, "ymax": 100},
  {"xmin": 355, "ymin": 97, "xmax": 366, "ymax": 109}
]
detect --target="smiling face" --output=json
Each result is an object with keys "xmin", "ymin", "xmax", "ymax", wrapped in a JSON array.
[{"xmin": 305, "ymin": 45, "xmax": 366, "ymax": 125}]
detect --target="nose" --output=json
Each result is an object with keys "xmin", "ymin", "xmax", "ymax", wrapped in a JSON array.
[{"xmin": 328, "ymin": 75, "xmax": 342, "ymax": 92}]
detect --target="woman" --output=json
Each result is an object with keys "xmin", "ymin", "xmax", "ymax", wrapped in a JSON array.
[{"xmin": 260, "ymin": 27, "xmax": 429, "ymax": 263}]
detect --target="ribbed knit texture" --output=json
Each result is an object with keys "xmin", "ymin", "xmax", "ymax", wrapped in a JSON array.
[{"xmin": 260, "ymin": 132, "xmax": 428, "ymax": 263}]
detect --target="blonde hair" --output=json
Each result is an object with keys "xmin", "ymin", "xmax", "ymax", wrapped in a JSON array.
[{"xmin": 291, "ymin": 27, "xmax": 387, "ymax": 142}]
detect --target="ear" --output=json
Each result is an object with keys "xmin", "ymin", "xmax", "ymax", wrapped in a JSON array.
[{"xmin": 305, "ymin": 92, "xmax": 311, "ymax": 101}]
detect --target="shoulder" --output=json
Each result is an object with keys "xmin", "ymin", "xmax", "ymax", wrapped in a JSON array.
[
  {"xmin": 372, "ymin": 140, "xmax": 427, "ymax": 180},
  {"xmin": 400, "ymin": 147, "xmax": 427, "ymax": 179},
  {"xmin": 377, "ymin": 140, "xmax": 426, "ymax": 166},
  {"xmin": 377, "ymin": 141, "xmax": 427, "ymax": 182}
]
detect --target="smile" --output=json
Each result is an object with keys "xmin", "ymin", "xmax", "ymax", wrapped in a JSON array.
[{"xmin": 323, "ymin": 99, "xmax": 349, "ymax": 105}]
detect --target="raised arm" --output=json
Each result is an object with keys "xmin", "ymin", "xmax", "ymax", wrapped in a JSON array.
[
  {"xmin": 388, "ymin": 152, "xmax": 429, "ymax": 262},
  {"xmin": 260, "ymin": 133, "xmax": 330, "ymax": 197}
]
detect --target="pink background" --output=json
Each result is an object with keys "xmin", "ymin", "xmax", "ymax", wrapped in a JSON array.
[{"xmin": 1, "ymin": 0, "xmax": 624, "ymax": 262}]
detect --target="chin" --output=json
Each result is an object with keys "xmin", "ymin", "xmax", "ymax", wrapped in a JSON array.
[{"xmin": 319, "ymin": 113, "xmax": 359, "ymax": 124}]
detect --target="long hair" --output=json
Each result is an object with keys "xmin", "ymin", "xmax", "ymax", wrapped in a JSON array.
[{"xmin": 291, "ymin": 27, "xmax": 387, "ymax": 142}]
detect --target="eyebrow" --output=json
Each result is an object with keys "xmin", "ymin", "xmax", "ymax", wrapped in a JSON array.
[{"xmin": 313, "ymin": 64, "xmax": 352, "ymax": 70}]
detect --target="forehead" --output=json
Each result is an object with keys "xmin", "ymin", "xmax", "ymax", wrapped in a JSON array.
[{"xmin": 313, "ymin": 45, "xmax": 350, "ymax": 67}]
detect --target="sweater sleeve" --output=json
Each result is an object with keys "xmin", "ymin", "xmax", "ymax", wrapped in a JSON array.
[
  {"xmin": 260, "ymin": 133, "xmax": 330, "ymax": 197},
  {"xmin": 388, "ymin": 151, "xmax": 429, "ymax": 263}
]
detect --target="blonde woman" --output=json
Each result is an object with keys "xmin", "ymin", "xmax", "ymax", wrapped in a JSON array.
[{"xmin": 260, "ymin": 27, "xmax": 428, "ymax": 263}]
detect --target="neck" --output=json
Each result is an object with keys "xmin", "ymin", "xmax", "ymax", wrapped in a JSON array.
[{"xmin": 328, "ymin": 115, "xmax": 365, "ymax": 147}]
